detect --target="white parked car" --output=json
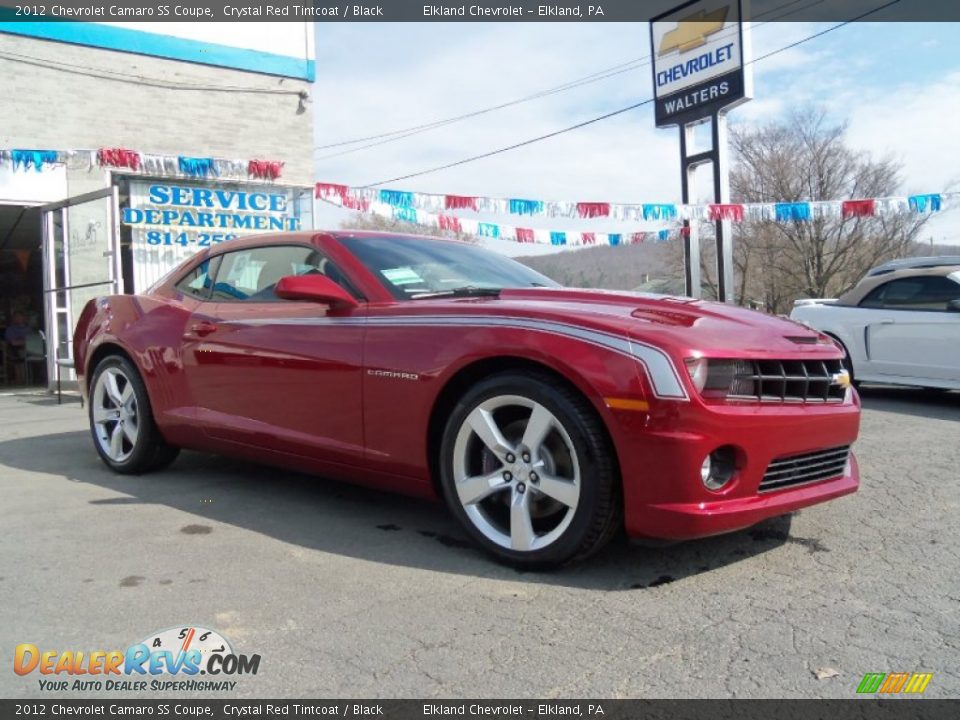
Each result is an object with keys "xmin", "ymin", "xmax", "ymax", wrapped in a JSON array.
[{"xmin": 790, "ymin": 257, "xmax": 960, "ymax": 390}]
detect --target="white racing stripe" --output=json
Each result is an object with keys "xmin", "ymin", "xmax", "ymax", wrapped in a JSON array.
[{"xmin": 224, "ymin": 314, "xmax": 689, "ymax": 400}]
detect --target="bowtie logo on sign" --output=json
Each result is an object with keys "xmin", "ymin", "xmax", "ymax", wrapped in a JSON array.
[{"xmin": 658, "ymin": 7, "xmax": 729, "ymax": 55}]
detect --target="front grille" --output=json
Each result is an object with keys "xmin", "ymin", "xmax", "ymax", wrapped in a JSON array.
[
  {"xmin": 760, "ymin": 445, "xmax": 851, "ymax": 492},
  {"xmin": 729, "ymin": 358, "xmax": 846, "ymax": 403}
]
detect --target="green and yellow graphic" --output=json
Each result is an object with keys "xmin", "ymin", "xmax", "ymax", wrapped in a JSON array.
[{"xmin": 857, "ymin": 672, "xmax": 933, "ymax": 694}]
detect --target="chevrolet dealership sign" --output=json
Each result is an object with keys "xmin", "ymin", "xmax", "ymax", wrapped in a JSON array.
[{"xmin": 650, "ymin": 0, "xmax": 752, "ymax": 127}]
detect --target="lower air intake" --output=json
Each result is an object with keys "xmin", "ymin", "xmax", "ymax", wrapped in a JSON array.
[{"xmin": 759, "ymin": 445, "xmax": 851, "ymax": 492}]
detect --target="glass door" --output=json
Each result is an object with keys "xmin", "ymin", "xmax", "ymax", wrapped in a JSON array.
[{"xmin": 41, "ymin": 187, "xmax": 122, "ymax": 388}]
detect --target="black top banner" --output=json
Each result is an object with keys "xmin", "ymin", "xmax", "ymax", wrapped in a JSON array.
[
  {"xmin": 0, "ymin": 0, "xmax": 958, "ymax": 22},
  {"xmin": 0, "ymin": 700, "xmax": 958, "ymax": 720}
]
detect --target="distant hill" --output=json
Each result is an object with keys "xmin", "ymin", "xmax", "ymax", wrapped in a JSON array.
[
  {"xmin": 515, "ymin": 241, "xmax": 959, "ymax": 297},
  {"xmin": 514, "ymin": 242, "xmax": 684, "ymax": 294}
]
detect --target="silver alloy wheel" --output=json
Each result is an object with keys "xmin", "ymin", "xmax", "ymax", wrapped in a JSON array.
[
  {"xmin": 452, "ymin": 394, "xmax": 581, "ymax": 552},
  {"xmin": 91, "ymin": 366, "xmax": 140, "ymax": 463}
]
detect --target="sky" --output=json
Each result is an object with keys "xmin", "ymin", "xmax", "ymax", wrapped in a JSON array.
[{"xmin": 312, "ymin": 21, "xmax": 960, "ymax": 256}]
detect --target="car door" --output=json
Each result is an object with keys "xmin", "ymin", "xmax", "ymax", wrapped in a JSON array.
[
  {"xmin": 861, "ymin": 273, "xmax": 960, "ymax": 382},
  {"xmin": 181, "ymin": 243, "xmax": 366, "ymax": 464}
]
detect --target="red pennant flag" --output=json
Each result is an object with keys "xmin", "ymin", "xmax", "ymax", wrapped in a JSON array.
[
  {"xmin": 515, "ymin": 227, "xmax": 534, "ymax": 243},
  {"xmin": 97, "ymin": 148, "xmax": 141, "ymax": 171},
  {"xmin": 842, "ymin": 199, "xmax": 875, "ymax": 218},
  {"xmin": 315, "ymin": 182, "xmax": 349, "ymax": 199},
  {"xmin": 248, "ymin": 160, "xmax": 284, "ymax": 181},
  {"xmin": 576, "ymin": 202, "xmax": 610, "ymax": 219},
  {"xmin": 444, "ymin": 195, "xmax": 479, "ymax": 211},
  {"xmin": 580, "ymin": 232, "xmax": 596, "ymax": 245},
  {"xmin": 438, "ymin": 215, "xmax": 462, "ymax": 233},
  {"xmin": 630, "ymin": 232, "xmax": 646, "ymax": 245},
  {"xmin": 708, "ymin": 203, "xmax": 745, "ymax": 222}
]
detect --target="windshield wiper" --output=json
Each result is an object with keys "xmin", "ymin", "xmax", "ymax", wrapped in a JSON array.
[{"xmin": 411, "ymin": 286, "xmax": 502, "ymax": 300}]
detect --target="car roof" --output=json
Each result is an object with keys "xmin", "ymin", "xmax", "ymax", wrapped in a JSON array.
[
  {"xmin": 838, "ymin": 263, "xmax": 960, "ymax": 306},
  {"xmin": 866, "ymin": 255, "xmax": 960, "ymax": 276}
]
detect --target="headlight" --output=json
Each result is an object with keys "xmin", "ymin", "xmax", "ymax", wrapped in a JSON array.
[
  {"xmin": 684, "ymin": 357, "xmax": 709, "ymax": 393},
  {"xmin": 685, "ymin": 358, "xmax": 738, "ymax": 398}
]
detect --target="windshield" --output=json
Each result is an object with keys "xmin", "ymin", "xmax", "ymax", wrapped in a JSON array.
[{"xmin": 338, "ymin": 235, "xmax": 560, "ymax": 300}]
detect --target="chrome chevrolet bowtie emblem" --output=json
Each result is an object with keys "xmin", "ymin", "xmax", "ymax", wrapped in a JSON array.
[{"xmin": 831, "ymin": 370, "xmax": 852, "ymax": 388}]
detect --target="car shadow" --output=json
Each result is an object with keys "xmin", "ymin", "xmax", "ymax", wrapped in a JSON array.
[
  {"xmin": 857, "ymin": 385, "xmax": 960, "ymax": 422},
  {"xmin": 0, "ymin": 430, "xmax": 805, "ymax": 591}
]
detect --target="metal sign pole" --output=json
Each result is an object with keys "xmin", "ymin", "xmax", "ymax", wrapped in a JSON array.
[
  {"xmin": 712, "ymin": 112, "xmax": 734, "ymax": 302},
  {"xmin": 678, "ymin": 122, "xmax": 701, "ymax": 298}
]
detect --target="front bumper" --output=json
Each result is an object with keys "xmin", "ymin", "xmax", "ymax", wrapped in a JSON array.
[{"xmin": 610, "ymin": 395, "xmax": 861, "ymax": 540}]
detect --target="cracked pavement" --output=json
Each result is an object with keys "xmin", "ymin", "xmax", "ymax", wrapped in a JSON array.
[{"xmin": 1, "ymin": 386, "xmax": 958, "ymax": 699}]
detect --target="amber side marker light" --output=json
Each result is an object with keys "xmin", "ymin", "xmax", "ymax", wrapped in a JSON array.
[{"xmin": 604, "ymin": 398, "xmax": 650, "ymax": 412}]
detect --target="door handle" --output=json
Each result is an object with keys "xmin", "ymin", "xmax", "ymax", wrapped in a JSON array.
[
  {"xmin": 189, "ymin": 321, "xmax": 217, "ymax": 337},
  {"xmin": 878, "ymin": 319, "xmax": 895, "ymax": 325}
]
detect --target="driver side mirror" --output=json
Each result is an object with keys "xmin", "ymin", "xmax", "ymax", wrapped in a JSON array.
[
  {"xmin": 274, "ymin": 274, "xmax": 359, "ymax": 309},
  {"xmin": 947, "ymin": 298, "xmax": 960, "ymax": 312}
]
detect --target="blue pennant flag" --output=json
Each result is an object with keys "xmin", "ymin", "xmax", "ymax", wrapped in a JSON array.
[
  {"xmin": 392, "ymin": 206, "xmax": 417, "ymax": 223},
  {"xmin": 550, "ymin": 231, "xmax": 567, "ymax": 246},
  {"xmin": 379, "ymin": 189, "xmax": 415, "ymax": 208},
  {"xmin": 657, "ymin": 229, "xmax": 670, "ymax": 242},
  {"xmin": 11, "ymin": 149, "xmax": 59, "ymax": 172},
  {"xmin": 508, "ymin": 198, "xmax": 544, "ymax": 216},
  {"xmin": 775, "ymin": 202, "xmax": 811, "ymax": 222},
  {"xmin": 178, "ymin": 156, "xmax": 216, "ymax": 177},
  {"xmin": 908, "ymin": 194, "xmax": 942, "ymax": 213},
  {"xmin": 478, "ymin": 222, "xmax": 500, "ymax": 238},
  {"xmin": 608, "ymin": 234, "xmax": 621, "ymax": 246},
  {"xmin": 642, "ymin": 204, "xmax": 677, "ymax": 221}
]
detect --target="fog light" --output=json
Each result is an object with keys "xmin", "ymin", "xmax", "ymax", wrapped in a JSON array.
[
  {"xmin": 700, "ymin": 446, "xmax": 737, "ymax": 491},
  {"xmin": 700, "ymin": 456, "xmax": 713, "ymax": 484}
]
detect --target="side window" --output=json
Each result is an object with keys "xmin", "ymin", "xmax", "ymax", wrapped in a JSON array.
[
  {"xmin": 860, "ymin": 276, "xmax": 960, "ymax": 311},
  {"xmin": 174, "ymin": 256, "xmax": 221, "ymax": 300},
  {"xmin": 211, "ymin": 245, "xmax": 354, "ymax": 302}
]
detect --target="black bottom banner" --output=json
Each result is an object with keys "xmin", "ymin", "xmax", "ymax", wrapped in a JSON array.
[{"xmin": 0, "ymin": 700, "xmax": 956, "ymax": 720}]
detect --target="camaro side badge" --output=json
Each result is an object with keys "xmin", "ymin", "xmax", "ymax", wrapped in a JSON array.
[{"xmin": 367, "ymin": 369, "xmax": 420, "ymax": 381}]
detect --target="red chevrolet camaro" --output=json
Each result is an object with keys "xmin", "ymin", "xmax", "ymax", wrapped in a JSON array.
[{"xmin": 74, "ymin": 231, "xmax": 860, "ymax": 567}]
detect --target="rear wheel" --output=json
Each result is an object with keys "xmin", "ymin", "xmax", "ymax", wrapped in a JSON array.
[
  {"xmin": 88, "ymin": 356, "xmax": 179, "ymax": 474},
  {"xmin": 439, "ymin": 372, "xmax": 621, "ymax": 569}
]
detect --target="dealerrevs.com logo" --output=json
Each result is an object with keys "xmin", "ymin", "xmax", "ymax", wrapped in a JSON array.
[{"xmin": 14, "ymin": 626, "xmax": 260, "ymax": 692}]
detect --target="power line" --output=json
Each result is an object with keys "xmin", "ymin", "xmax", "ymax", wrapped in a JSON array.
[
  {"xmin": 314, "ymin": 0, "xmax": 825, "ymax": 156},
  {"xmin": 363, "ymin": 0, "xmax": 900, "ymax": 188}
]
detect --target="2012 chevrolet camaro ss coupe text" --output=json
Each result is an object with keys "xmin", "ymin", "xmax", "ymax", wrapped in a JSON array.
[{"xmin": 74, "ymin": 231, "xmax": 861, "ymax": 567}]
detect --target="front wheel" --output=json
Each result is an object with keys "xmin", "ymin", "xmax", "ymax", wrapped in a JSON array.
[
  {"xmin": 439, "ymin": 372, "xmax": 621, "ymax": 569},
  {"xmin": 88, "ymin": 356, "xmax": 179, "ymax": 474}
]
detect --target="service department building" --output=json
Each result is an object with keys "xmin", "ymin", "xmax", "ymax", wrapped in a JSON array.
[{"xmin": 0, "ymin": 21, "xmax": 317, "ymax": 388}]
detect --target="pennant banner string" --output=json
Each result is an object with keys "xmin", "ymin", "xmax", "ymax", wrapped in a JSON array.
[{"xmin": 316, "ymin": 181, "xmax": 958, "ymax": 225}]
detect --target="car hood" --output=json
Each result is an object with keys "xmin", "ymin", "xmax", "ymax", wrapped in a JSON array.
[{"xmin": 417, "ymin": 287, "xmax": 838, "ymax": 359}]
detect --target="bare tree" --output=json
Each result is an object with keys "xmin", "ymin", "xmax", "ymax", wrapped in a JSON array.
[{"xmin": 704, "ymin": 108, "xmax": 932, "ymax": 313}]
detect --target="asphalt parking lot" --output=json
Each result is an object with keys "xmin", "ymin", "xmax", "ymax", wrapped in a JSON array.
[{"xmin": 1, "ymin": 387, "xmax": 958, "ymax": 699}]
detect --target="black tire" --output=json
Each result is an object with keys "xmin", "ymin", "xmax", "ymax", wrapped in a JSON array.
[
  {"xmin": 88, "ymin": 355, "xmax": 179, "ymax": 474},
  {"xmin": 439, "ymin": 371, "xmax": 621, "ymax": 569}
]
